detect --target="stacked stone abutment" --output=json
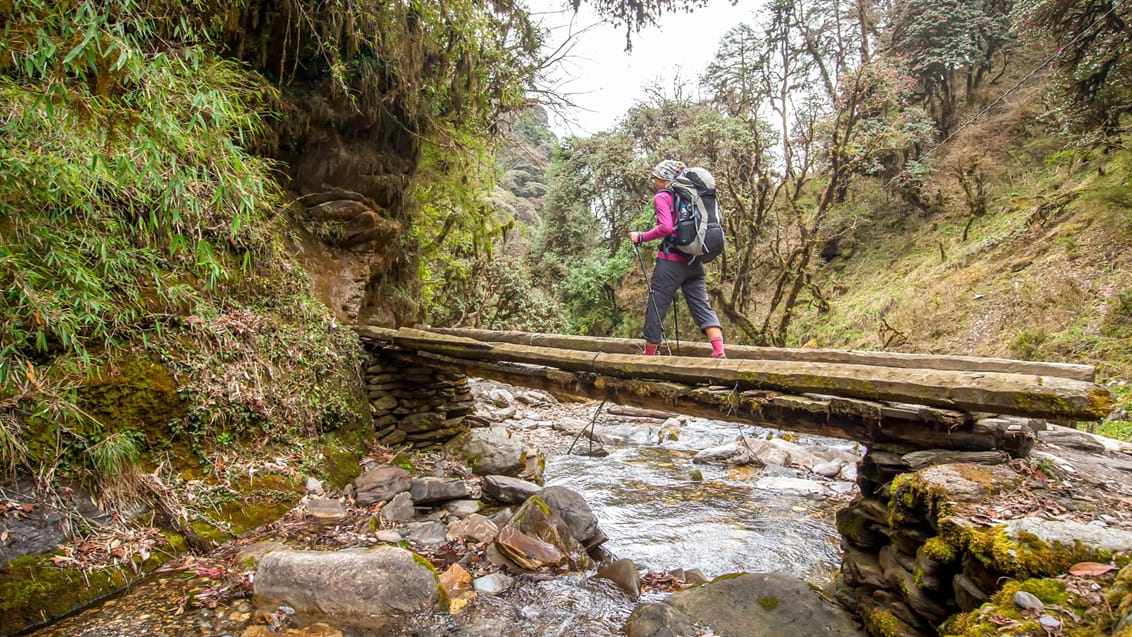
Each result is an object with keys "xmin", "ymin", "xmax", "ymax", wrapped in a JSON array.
[
  {"xmin": 834, "ymin": 443, "xmax": 1132, "ymax": 637},
  {"xmin": 835, "ymin": 445, "xmax": 976, "ymax": 637},
  {"xmin": 365, "ymin": 349, "xmax": 475, "ymax": 449}
]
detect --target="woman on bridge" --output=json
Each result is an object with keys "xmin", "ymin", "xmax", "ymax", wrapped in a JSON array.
[{"xmin": 628, "ymin": 159, "xmax": 726, "ymax": 359}]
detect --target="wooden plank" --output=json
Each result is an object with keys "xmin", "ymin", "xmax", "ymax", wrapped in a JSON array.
[
  {"xmin": 382, "ymin": 327, "xmax": 1112, "ymax": 422},
  {"xmin": 427, "ymin": 326, "xmax": 1095, "ymax": 382},
  {"xmin": 387, "ymin": 350, "xmax": 1032, "ymax": 454}
]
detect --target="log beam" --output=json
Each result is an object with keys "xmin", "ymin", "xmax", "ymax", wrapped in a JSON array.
[
  {"xmin": 355, "ymin": 326, "xmax": 1113, "ymax": 422},
  {"xmin": 376, "ymin": 349, "xmax": 1033, "ymax": 455},
  {"xmin": 429, "ymin": 327, "xmax": 1096, "ymax": 382}
]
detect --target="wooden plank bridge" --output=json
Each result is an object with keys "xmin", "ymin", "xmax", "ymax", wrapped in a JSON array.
[{"xmin": 354, "ymin": 326, "xmax": 1115, "ymax": 455}]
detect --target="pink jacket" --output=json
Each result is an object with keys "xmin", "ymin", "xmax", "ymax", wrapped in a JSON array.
[{"xmin": 638, "ymin": 191, "xmax": 688, "ymax": 262}]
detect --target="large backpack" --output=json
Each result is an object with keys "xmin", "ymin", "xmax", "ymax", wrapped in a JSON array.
[{"xmin": 665, "ymin": 167, "xmax": 725, "ymax": 263}]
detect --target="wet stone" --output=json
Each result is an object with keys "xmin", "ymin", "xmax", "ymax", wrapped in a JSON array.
[
  {"xmin": 482, "ymin": 475, "xmax": 541, "ymax": 504},
  {"xmin": 354, "ymin": 465, "xmax": 412, "ymax": 507},
  {"xmin": 380, "ymin": 491, "xmax": 416, "ymax": 524},
  {"xmin": 410, "ymin": 477, "xmax": 468, "ymax": 504},
  {"xmin": 473, "ymin": 572, "xmax": 514, "ymax": 595}
]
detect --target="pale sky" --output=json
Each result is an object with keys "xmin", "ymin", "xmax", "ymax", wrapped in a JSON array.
[{"xmin": 525, "ymin": 0, "xmax": 760, "ymax": 138}]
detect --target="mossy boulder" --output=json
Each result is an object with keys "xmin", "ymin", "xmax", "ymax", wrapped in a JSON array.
[{"xmin": 0, "ymin": 538, "xmax": 180, "ymax": 636}]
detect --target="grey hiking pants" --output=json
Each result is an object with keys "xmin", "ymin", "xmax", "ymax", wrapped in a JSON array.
[{"xmin": 641, "ymin": 258, "xmax": 722, "ymax": 344}]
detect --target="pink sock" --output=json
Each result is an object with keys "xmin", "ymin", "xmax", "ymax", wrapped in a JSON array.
[
  {"xmin": 644, "ymin": 342, "xmax": 658, "ymax": 356},
  {"xmin": 710, "ymin": 337, "xmax": 725, "ymax": 358}
]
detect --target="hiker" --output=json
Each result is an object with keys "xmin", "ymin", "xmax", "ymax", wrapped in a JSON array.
[{"xmin": 628, "ymin": 159, "xmax": 726, "ymax": 358}]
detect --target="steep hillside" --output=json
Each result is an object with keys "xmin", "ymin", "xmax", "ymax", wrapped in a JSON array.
[{"xmin": 791, "ymin": 66, "xmax": 1132, "ymax": 431}]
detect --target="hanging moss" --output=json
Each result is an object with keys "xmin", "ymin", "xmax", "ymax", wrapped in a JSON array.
[{"xmin": 921, "ymin": 536, "xmax": 959, "ymax": 564}]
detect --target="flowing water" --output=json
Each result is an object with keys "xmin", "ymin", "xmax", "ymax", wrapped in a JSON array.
[
  {"xmin": 391, "ymin": 410, "xmax": 859, "ymax": 637},
  {"xmin": 29, "ymin": 404, "xmax": 859, "ymax": 637}
]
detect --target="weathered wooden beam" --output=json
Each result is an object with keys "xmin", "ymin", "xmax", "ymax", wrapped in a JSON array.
[
  {"xmin": 376, "ymin": 349, "xmax": 1033, "ymax": 454},
  {"xmin": 356, "ymin": 326, "xmax": 1112, "ymax": 422},
  {"xmin": 427, "ymin": 326, "xmax": 1096, "ymax": 382}
]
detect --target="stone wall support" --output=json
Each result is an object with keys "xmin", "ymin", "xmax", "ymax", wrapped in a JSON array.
[{"xmin": 365, "ymin": 349, "xmax": 474, "ymax": 449}]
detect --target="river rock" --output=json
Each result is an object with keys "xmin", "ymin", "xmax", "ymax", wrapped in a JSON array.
[
  {"xmin": 442, "ymin": 499, "xmax": 482, "ymax": 517},
  {"xmin": 625, "ymin": 603, "xmax": 697, "ymax": 637},
  {"xmin": 767, "ymin": 437, "xmax": 819, "ymax": 469},
  {"xmin": 516, "ymin": 389, "xmax": 556, "ymax": 405},
  {"xmin": 242, "ymin": 623, "xmax": 342, "ymax": 637},
  {"xmin": 496, "ymin": 523, "xmax": 565, "ymax": 570},
  {"xmin": 447, "ymin": 513, "xmax": 498, "ymax": 544},
  {"xmin": 254, "ymin": 547, "xmax": 439, "ymax": 622},
  {"xmin": 305, "ymin": 477, "xmax": 324, "ymax": 495},
  {"xmin": 444, "ymin": 426, "xmax": 525, "ymax": 475},
  {"xmin": 474, "ymin": 572, "xmax": 514, "ymax": 595},
  {"xmin": 410, "ymin": 476, "xmax": 468, "ymax": 504},
  {"xmin": 305, "ymin": 498, "xmax": 346, "ymax": 520},
  {"xmin": 485, "ymin": 387, "xmax": 514, "ymax": 407},
  {"xmin": 692, "ymin": 441, "xmax": 758, "ymax": 465},
  {"xmin": 626, "ymin": 572, "xmax": 865, "ymax": 636},
  {"xmin": 439, "ymin": 563, "xmax": 475, "ymax": 613},
  {"xmin": 380, "ymin": 491, "xmax": 415, "ymax": 524},
  {"xmin": 813, "ymin": 459, "xmax": 846, "ymax": 477},
  {"xmin": 375, "ymin": 530, "xmax": 404, "ymax": 543},
  {"xmin": 1003, "ymin": 518, "xmax": 1132, "ymax": 557},
  {"xmin": 597, "ymin": 558, "xmax": 641, "ymax": 600},
  {"xmin": 1013, "ymin": 590, "xmax": 1044, "ymax": 612},
  {"xmin": 407, "ymin": 520, "xmax": 448, "ymax": 545},
  {"xmin": 539, "ymin": 486, "xmax": 604, "ymax": 548},
  {"xmin": 354, "ymin": 465, "xmax": 412, "ymax": 507},
  {"xmin": 754, "ymin": 476, "xmax": 829, "ymax": 495},
  {"xmin": 495, "ymin": 495, "xmax": 591, "ymax": 570},
  {"xmin": 483, "ymin": 474, "xmax": 542, "ymax": 504}
]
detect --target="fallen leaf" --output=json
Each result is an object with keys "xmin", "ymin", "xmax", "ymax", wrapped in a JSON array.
[{"xmin": 1068, "ymin": 562, "xmax": 1117, "ymax": 577}]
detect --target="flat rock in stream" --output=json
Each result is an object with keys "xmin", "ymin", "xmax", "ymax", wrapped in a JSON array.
[
  {"xmin": 353, "ymin": 465, "xmax": 412, "ymax": 507},
  {"xmin": 625, "ymin": 572, "xmax": 865, "ymax": 637},
  {"xmin": 254, "ymin": 547, "xmax": 439, "ymax": 622},
  {"xmin": 443, "ymin": 426, "xmax": 525, "ymax": 475},
  {"xmin": 482, "ymin": 474, "xmax": 542, "ymax": 504}
]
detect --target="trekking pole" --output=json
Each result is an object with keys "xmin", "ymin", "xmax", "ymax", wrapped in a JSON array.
[
  {"xmin": 632, "ymin": 241, "xmax": 672, "ymax": 355},
  {"xmin": 568, "ymin": 400, "xmax": 606, "ymax": 455},
  {"xmin": 672, "ymin": 290, "xmax": 681, "ymax": 355}
]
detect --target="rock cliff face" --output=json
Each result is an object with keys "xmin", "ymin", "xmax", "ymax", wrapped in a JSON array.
[{"xmin": 210, "ymin": 5, "xmax": 440, "ymax": 327}]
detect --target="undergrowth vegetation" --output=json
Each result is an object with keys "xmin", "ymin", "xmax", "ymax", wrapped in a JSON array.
[{"xmin": 0, "ymin": 1, "xmax": 366, "ymax": 502}]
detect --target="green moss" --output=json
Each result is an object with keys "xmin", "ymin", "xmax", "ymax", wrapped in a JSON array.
[
  {"xmin": 967, "ymin": 526, "xmax": 1112, "ymax": 579},
  {"xmin": 320, "ymin": 444, "xmax": 362, "ymax": 489},
  {"xmin": 391, "ymin": 451, "xmax": 415, "ymax": 472},
  {"xmin": 709, "ymin": 572, "xmax": 749, "ymax": 582},
  {"xmin": 921, "ymin": 536, "xmax": 959, "ymax": 564},
  {"xmin": 862, "ymin": 608, "xmax": 904, "ymax": 637},
  {"xmin": 888, "ymin": 472, "xmax": 953, "ymax": 527},
  {"xmin": 217, "ymin": 496, "xmax": 296, "ymax": 536},
  {"xmin": 0, "ymin": 541, "xmax": 179, "ymax": 634},
  {"xmin": 408, "ymin": 550, "xmax": 449, "ymax": 613},
  {"xmin": 942, "ymin": 577, "xmax": 1107, "ymax": 636},
  {"xmin": 757, "ymin": 595, "xmax": 779, "ymax": 611}
]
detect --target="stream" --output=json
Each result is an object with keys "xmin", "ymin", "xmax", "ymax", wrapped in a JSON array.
[{"xmin": 30, "ymin": 399, "xmax": 859, "ymax": 637}]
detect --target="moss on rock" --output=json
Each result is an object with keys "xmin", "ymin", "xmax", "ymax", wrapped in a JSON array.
[{"xmin": 0, "ymin": 535, "xmax": 182, "ymax": 635}]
